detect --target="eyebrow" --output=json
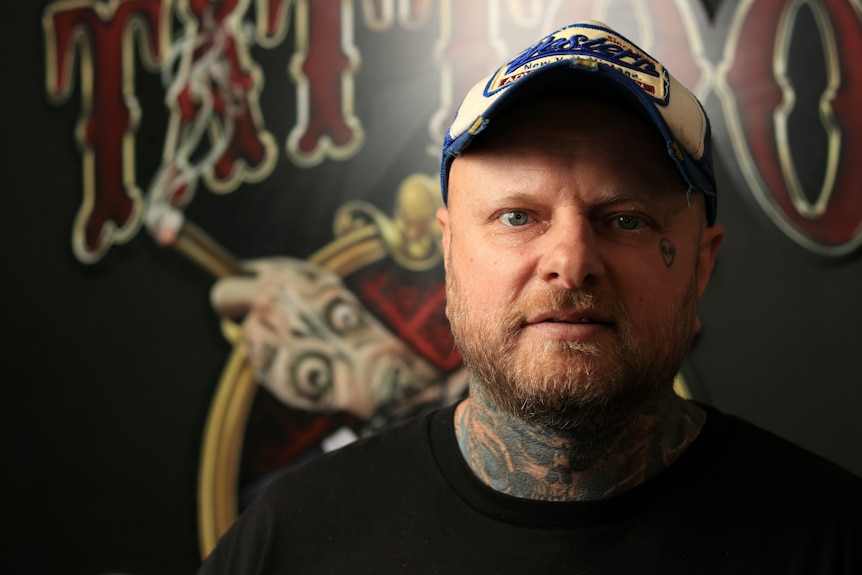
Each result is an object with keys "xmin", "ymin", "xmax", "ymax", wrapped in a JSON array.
[
  {"xmin": 471, "ymin": 181, "xmax": 684, "ymax": 211},
  {"xmin": 593, "ymin": 184, "xmax": 689, "ymax": 208}
]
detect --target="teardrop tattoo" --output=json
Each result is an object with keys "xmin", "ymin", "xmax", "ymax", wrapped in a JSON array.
[{"xmin": 659, "ymin": 238, "xmax": 676, "ymax": 268}]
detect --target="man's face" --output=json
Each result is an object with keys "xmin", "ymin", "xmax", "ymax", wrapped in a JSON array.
[{"xmin": 438, "ymin": 96, "xmax": 723, "ymax": 429}]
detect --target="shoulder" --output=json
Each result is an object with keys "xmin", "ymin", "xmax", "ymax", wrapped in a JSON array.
[
  {"xmin": 701, "ymin": 405, "xmax": 859, "ymax": 483},
  {"xmin": 236, "ymin": 404, "xmax": 456, "ymax": 528},
  {"xmin": 687, "ymin": 404, "xmax": 862, "ymax": 518},
  {"xmin": 673, "ymin": 405, "xmax": 862, "ymax": 571},
  {"xmin": 265, "ymin": 406, "xmax": 442, "ymax": 500},
  {"xmin": 199, "ymin": 406, "xmax": 453, "ymax": 573}
]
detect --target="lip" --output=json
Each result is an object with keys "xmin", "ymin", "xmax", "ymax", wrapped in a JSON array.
[
  {"xmin": 524, "ymin": 310, "xmax": 613, "ymax": 341},
  {"xmin": 526, "ymin": 309, "xmax": 612, "ymax": 326}
]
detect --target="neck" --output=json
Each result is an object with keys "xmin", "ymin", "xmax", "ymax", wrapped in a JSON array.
[{"xmin": 454, "ymin": 388, "xmax": 705, "ymax": 501}]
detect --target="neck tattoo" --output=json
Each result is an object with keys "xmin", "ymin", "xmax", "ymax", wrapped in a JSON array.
[{"xmin": 454, "ymin": 391, "xmax": 706, "ymax": 501}]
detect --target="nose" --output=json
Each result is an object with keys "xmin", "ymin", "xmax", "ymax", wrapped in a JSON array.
[{"xmin": 536, "ymin": 214, "xmax": 605, "ymax": 289}]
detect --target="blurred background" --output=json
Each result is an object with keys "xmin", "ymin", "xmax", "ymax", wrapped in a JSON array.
[{"xmin": 4, "ymin": 0, "xmax": 860, "ymax": 573}]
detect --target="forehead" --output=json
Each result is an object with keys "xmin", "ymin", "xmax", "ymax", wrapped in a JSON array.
[{"xmin": 450, "ymin": 96, "xmax": 684, "ymax": 200}]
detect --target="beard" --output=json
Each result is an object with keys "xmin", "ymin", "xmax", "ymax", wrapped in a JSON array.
[{"xmin": 446, "ymin": 257, "xmax": 699, "ymax": 441}]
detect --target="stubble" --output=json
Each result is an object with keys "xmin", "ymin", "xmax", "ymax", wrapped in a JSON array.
[{"xmin": 446, "ymin": 251, "xmax": 699, "ymax": 461}]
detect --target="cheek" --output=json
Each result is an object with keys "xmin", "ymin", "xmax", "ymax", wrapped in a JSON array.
[
  {"xmin": 606, "ymin": 254, "xmax": 689, "ymax": 315},
  {"xmin": 455, "ymin": 253, "xmax": 524, "ymax": 310},
  {"xmin": 450, "ymin": 227, "xmax": 542, "ymax": 307}
]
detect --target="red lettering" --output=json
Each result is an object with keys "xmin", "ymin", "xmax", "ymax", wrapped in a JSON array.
[
  {"xmin": 286, "ymin": 0, "xmax": 363, "ymax": 166},
  {"xmin": 720, "ymin": 0, "xmax": 862, "ymax": 255},
  {"xmin": 155, "ymin": 0, "xmax": 277, "ymax": 208},
  {"xmin": 818, "ymin": 0, "xmax": 862, "ymax": 252},
  {"xmin": 43, "ymin": 0, "xmax": 168, "ymax": 263}
]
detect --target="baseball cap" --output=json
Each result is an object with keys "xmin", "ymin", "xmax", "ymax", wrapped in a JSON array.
[{"xmin": 440, "ymin": 20, "xmax": 717, "ymax": 226}]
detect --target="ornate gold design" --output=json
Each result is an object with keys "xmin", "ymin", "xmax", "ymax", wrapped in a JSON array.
[
  {"xmin": 333, "ymin": 174, "xmax": 444, "ymax": 271},
  {"xmin": 197, "ymin": 321, "xmax": 255, "ymax": 553}
]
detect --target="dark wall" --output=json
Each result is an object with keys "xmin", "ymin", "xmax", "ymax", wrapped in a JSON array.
[{"xmin": 4, "ymin": 1, "xmax": 860, "ymax": 573}]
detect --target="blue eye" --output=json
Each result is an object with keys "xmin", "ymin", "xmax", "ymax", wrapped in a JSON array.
[
  {"xmin": 615, "ymin": 215, "xmax": 643, "ymax": 230},
  {"xmin": 500, "ymin": 211, "xmax": 530, "ymax": 227}
]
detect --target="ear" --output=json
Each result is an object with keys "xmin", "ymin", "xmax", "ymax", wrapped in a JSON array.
[
  {"xmin": 693, "ymin": 224, "xmax": 724, "ymax": 334},
  {"xmin": 437, "ymin": 206, "xmax": 451, "ymax": 318},
  {"xmin": 437, "ymin": 206, "xmax": 451, "ymax": 267},
  {"xmin": 696, "ymin": 224, "xmax": 724, "ymax": 299}
]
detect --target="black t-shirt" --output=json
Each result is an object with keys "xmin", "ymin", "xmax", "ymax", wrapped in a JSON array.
[{"xmin": 200, "ymin": 403, "xmax": 862, "ymax": 574}]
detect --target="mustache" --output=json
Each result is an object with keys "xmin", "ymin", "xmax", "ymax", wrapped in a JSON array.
[{"xmin": 505, "ymin": 288, "xmax": 620, "ymax": 329}]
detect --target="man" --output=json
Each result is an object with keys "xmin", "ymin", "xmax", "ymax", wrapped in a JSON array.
[{"xmin": 200, "ymin": 21, "xmax": 860, "ymax": 573}]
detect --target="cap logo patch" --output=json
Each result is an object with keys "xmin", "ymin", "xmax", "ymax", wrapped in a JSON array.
[{"xmin": 486, "ymin": 23, "xmax": 668, "ymax": 103}]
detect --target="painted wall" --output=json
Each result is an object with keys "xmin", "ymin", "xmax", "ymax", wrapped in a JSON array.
[{"xmin": 5, "ymin": 1, "xmax": 860, "ymax": 573}]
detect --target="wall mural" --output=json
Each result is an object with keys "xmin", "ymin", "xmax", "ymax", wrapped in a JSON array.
[{"xmin": 34, "ymin": 0, "xmax": 861, "ymax": 568}]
